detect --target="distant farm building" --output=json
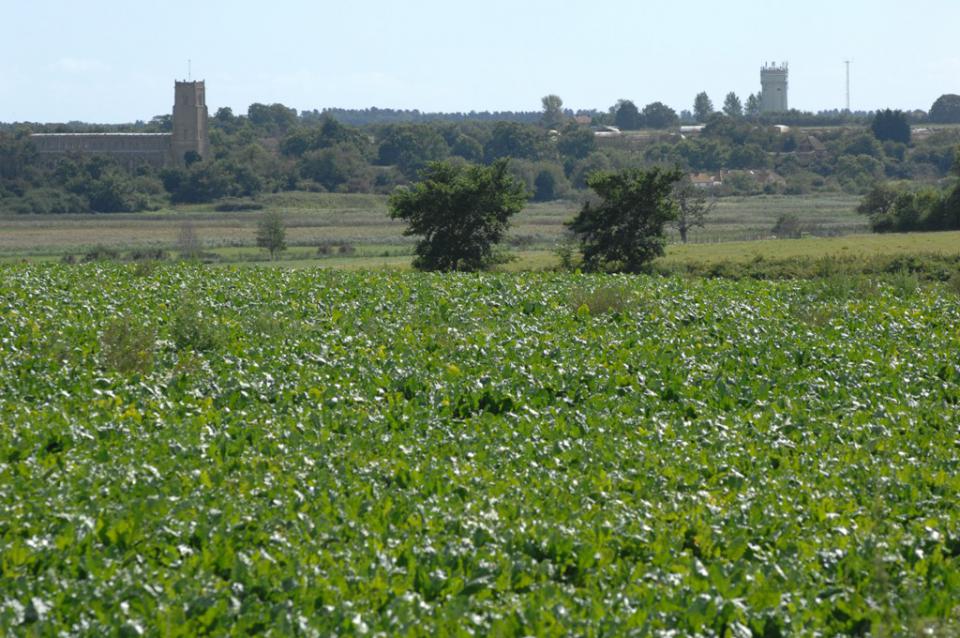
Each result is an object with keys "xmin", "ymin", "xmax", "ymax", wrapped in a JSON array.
[{"xmin": 31, "ymin": 81, "xmax": 210, "ymax": 168}]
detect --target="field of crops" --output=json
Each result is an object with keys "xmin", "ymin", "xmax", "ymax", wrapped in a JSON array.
[{"xmin": 2, "ymin": 264, "xmax": 959, "ymax": 635}]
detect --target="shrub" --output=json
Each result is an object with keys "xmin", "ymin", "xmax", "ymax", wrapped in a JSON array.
[
  {"xmin": 885, "ymin": 269, "xmax": 920, "ymax": 298},
  {"xmin": 947, "ymin": 271, "xmax": 960, "ymax": 296},
  {"xmin": 569, "ymin": 285, "xmax": 632, "ymax": 316},
  {"xmin": 214, "ymin": 198, "xmax": 264, "ymax": 212},
  {"xmin": 83, "ymin": 245, "xmax": 120, "ymax": 262},
  {"xmin": 772, "ymin": 214, "xmax": 804, "ymax": 239},
  {"xmin": 100, "ymin": 317, "xmax": 156, "ymax": 375},
  {"xmin": 127, "ymin": 248, "xmax": 168, "ymax": 262},
  {"xmin": 171, "ymin": 301, "xmax": 222, "ymax": 352}
]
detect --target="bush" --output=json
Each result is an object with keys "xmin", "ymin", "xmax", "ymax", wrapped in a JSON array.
[
  {"xmin": 83, "ymin": 245, "xmax": 120, "ymax": 262},
  {"xmin": 569, "ymin": 286, "xmax": 632, "ymax": 316},
  {"xmin": 772, "ymin": 214, "xmax": 804, "ymax": 239},
  {"xmin": 947, "ymin": 271, "xmax": 960, "ymax": 296},
  {"xmin": 214, "ymin": 198, "xmax": 264, "ymax": 212},
  {"xmin": 171, "ymin": 301, "xmax": 222, "ymax": 352},
  {"xmin": 127, "ymin": 248, "xmax": 168, "ymax": 262},
  {"xmin": 100, "ymin": 317, "xmax": 156, "ymax": 375},
  {"xmin": 9, "ymin": 188, "xmax": 89, "ymax": 214}
]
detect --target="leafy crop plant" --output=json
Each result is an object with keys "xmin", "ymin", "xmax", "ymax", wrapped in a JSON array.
[{"xmin": 1, "ymin": 263, "xmax": 959, "ymax": 635}]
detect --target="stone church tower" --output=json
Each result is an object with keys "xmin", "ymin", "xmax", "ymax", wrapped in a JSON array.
[{"xmin": 170, "ymin": 81, "xmax": 210, "ymax": 164}]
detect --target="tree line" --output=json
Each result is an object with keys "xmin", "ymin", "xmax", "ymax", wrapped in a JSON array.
[{"xmin": 1, "ymin": 93, "xmax": 959, "ymax": 218}]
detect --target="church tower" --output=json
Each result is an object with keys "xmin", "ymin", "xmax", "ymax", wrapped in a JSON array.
[{"xmin": 171, "ymin": 81, "xmax": 210, "ymax": 165}]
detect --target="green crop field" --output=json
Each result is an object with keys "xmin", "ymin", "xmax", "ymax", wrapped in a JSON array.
[{"xmin": 2, "ymin": 264, "xmax": 959, "ymax": 635}]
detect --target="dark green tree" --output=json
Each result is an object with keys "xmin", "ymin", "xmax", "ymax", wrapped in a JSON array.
[
  {"xmin": 567, "ymin": 166, "xmax": 683, "ymax": 272},
  {"xmin": 745, "ymin": 93, "xmax": 761, "ymax": 117},
  {"xmin": 483, "ymin": 122, "xmax": 546, "ymax": 163},
  {"xmin": 533, "ymin": 169, "xmax": 557, "ymax": 202},
  {"xmin": 377, "ymin": 125, "xmax": 449, "ymax": 178},
  {"xmin": 247, "ymin": 103, "xmax": 298, "ymax": 135},
  {"xmin": 929, "ymin": 94, "xmax": 960, "ymax": 124},
  {"xmin": 388, "ymin": 159, "xmax": 527, "ymax": 271},
  {"xmin": 614, "ymin": 100, "xmax": 643, "ymax": 130},
  {"xmin": 299, "ymin": 144, "xmax": 371, "ymax": 192},
  {"xmin": 693, "ymin": 92, "xmax": 715, "ymax": 123},
  {"xmin": 256, "ymin": 211, "xmax": 287, "ymax": 260},
  {"xmin": 540, "ymin": 95, "xmax": 565, "ymax": 129},
  {"xmin": 871, "ymin": 109, "xmax": 911, "ymax": 144},
  {"xmin": 723, "ymin": 92, "xmax": 743, "ymax": 118},
  {"xmin": 556, "ymin": 126, "xmax": 596, "ymax": 159},
  {"xmin": 642, "ymin": 102, "xmax": 680, "ymax": 129}
]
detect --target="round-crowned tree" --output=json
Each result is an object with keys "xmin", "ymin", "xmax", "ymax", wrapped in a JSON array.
[
  {"xmin": 567, "ymin": 166, "xmax": 683, "ymax": 273},
  {"xmin": 930, "ymin": 94, "xmax": 960, "ymax": 124},
  {"xmin": 389, "ymin": 159, "xmax": 527, "ymax": 271}
]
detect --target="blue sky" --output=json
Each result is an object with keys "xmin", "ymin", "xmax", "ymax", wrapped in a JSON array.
[{"xmin": 2, "ymin": 0, "xmax": 959, "ymax": 123}]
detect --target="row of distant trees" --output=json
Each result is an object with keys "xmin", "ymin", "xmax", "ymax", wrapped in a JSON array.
[
  {"xmin": 306, "ymin": 92, "xmax": 960, "ymax": 129},
  {"xmin": 2, "ymin": 90, "xmax": 960, "ymax": 214},
  {"xmin": 5, "ymin": 93, "xmax": 959, "ymax": 137}
]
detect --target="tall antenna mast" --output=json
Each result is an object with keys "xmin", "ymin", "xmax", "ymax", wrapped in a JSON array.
[
  {"xmin": 188, "ymin": 59, "xmax": 192, "ymax": 82},
  {"xmin": 844, "ymin": 60, "xmax": 851, "ymax": 112}
]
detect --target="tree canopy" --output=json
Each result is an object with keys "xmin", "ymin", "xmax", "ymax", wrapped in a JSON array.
[
  {"xmin": 694, "ymin": 92, "xmax": 715, "ymax": 123},
  {"xmin": 567, "ymin": 166, "xmax": 683, "ymax": 272},
  {"xmin": 256, "ymin": 211, "xmax": 287, "ymax": 260},
  {"xmin": 723, "ymin": 93, "xmax": 743, "ymax": 118},
  {"xmin": 929, "ymin": 94, "xmax": 960, "ymax": 124},
  {"xmin": 614, "ymin": 100, "xmax": 643, "ymax": 130},
  {"xmin": 540, "ymin": 95, "xmax": 565, "ymax": 129},
  {"xmin": 871, "ymin": 109, "xmax": 911, "ymax": 145},
  {"xmin": 642, "ymin": 102, "xmax": 679, "ymax": 129},
  {"xmin": 388, "ymin": 159, "xmax": 527, "ymax": 271}
]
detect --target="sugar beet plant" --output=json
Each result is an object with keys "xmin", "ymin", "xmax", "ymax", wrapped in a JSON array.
[{"xmin": 1, "ymin": 264, "xmax": 959, "ymax": 635}]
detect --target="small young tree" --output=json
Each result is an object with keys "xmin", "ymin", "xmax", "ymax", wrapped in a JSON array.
[
  {"xmin": 693, "ymin": 92, "xmax": 715, "ymax": 123},
  {"xmin": 540, "ymin": 94, "xmax": 565, "ymax": 129},
  {"xmin": 256, "ymin": 211, "xmax": 286, "ymax": 260},
  {"xmin": 389, "ymin": 159, "xmax": 527, "ymax": 271},
  {"xmin": 722, "ymin": 92, "xmax": 743, "ymax": 118},
  {"xmin": 176, "ymin": 220, "xmax": 202, "ymax": 260},
  {"xmin": 567, "ymin": 166, "xmax": 683, "ymax": 273},
  {"xmin": 672, "ymin": 177, "xmax": 716, "ymax": 243}
]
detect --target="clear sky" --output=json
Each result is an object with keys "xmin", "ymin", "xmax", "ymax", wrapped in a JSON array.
[{"xmin": 2, "ymin": 0, "xmax": 959, "ymax": 123}]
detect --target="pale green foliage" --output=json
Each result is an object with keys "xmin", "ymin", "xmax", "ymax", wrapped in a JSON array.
[{"xmin": 256, "ymin": 210, "xmax": 286, "ymax": 260}]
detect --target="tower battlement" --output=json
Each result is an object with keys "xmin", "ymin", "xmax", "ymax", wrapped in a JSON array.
[{"xmin": 171, "ymin": 80, "xmax": 209, "ymax": 164}]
